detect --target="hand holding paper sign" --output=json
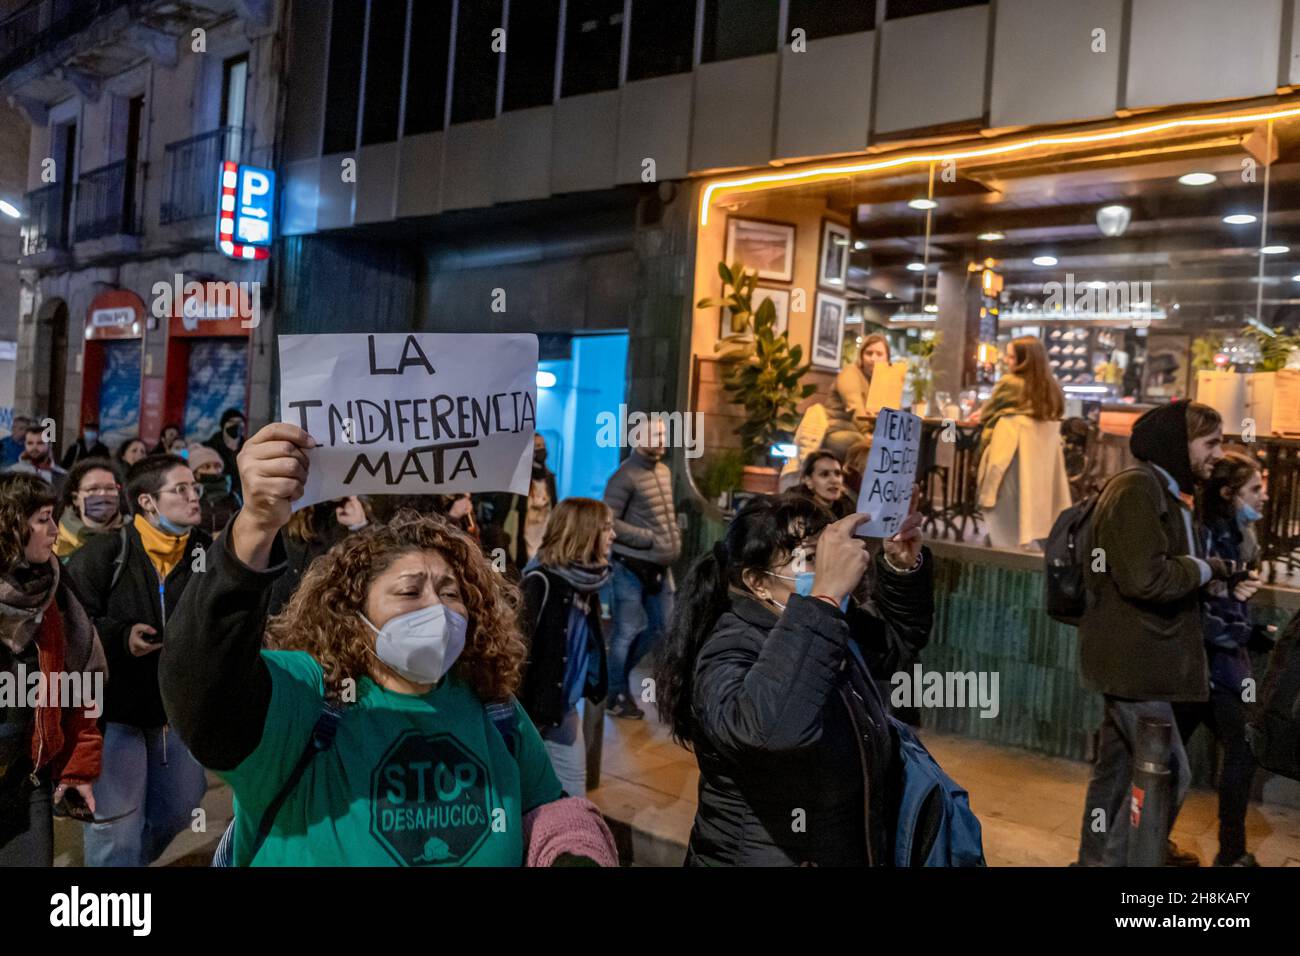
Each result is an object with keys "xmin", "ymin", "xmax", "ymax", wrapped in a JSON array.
[
  {"xmin": 811, "ymin": 512, "xmax": 873, "ymax": 604},
  {"xmin": 881, "ymin": 491, "xmax": 923, "ymax": 570},
  {"xmin": 854, "ymin": 407, "xmax": 923, "ymax": 537},
  {"xmin": 230, "ymin": 422, "xmax": 313, "ymax": 570}
]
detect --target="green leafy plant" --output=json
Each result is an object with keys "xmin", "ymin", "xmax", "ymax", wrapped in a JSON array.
[
  {"xmin": 906, "ymin": 334, "xmax": 940, "ymax": 405},
  {"xmin": 1191, "ymin": 334, "xmax": 1225, "ymax": 371},
  {"xmin": 699, "ymin": 261, "xmax": 815, "ymax": 465},
  {"xmin": 696, "ymin": 448, "xmax": 747, "ymax": 500},
  {"xmin": 1241, "ymin": 324, "xmax": 1300, "ymax": 371}
]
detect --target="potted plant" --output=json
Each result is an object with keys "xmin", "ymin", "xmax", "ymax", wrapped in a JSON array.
[
  {"xmin": 907, "ymin": 335, "xmax": 939, "ymax": 417},
  {"xmin": 698, "ymin": 261, "xmax": 815, "ymax": 494}
]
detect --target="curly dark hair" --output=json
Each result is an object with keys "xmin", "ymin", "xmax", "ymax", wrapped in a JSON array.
[
  {"xmin": 0, "ymin": 472, "xmax": 57, "ymax": 572},
  {"xmin": 264, "ymin": 509, "xmax": 526, "ymax": 701}
]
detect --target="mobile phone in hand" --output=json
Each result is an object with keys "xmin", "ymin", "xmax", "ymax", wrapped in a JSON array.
[{"xmin": 53, "ymin": 787, "xmax": 95, "ymax": 823}]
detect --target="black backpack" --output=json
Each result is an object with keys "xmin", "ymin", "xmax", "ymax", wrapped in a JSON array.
[
  {"xmin": 1044, "ymin": 493, "xmax": 1102, "ymax": 626},
  {"xmin": 1043, "ymin": 466, "xmax": 1152, "ymax": 626},
  {"xmin": 1248, "ymin": 613, "xmax": 1300, "ymax": 782}
]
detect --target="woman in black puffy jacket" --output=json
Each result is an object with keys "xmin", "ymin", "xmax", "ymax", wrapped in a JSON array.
[{"xmin": 655, "ymin": 492, "xmax": 932, "ymax": 866}]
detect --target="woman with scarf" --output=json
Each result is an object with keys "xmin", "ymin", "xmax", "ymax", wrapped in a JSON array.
[
  {"xmin": 55, "ymin": 458, "xmax": 125, "ymax": 560},
  {"xmin": 518, "ymin": 498, "xmax": 614, "ymax": 797},
  {"xmin": 0, "ymin": 473, "xmax": 106, "ymax": 865}
]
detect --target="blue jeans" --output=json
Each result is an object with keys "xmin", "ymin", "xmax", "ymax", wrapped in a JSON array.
[
  {"xmin": 1076, "ymin": 697, "xmax": 1191, "ymax": 867},
  {"xmin": 606, "ymin": 560, "xmax": 674, "ymax": 699},
  {"xmin": 83, "ymin": 722, "xmax": 208, "ymax": 867}
]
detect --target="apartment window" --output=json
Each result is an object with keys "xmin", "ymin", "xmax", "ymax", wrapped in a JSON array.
[
  {"xmin": 404, "ymin": 0, "xmax": 452, "ymax": 135},
  {"xmin": 321, "ymin": 0, "xmax": 366, "ymax": 153},
  {"xmin": 561, "ymin": 0, "xmax": 623, "ymax": 97},
  {"xmin": 221, "ymin": 55, "xmax": 247, "ymax": 161},
  {"xmin": 627, "ymin": 0, "xmax": 695, "ymax": 81},
  {"xmin": 450, "ymin": 0, "xmax": 503, "ymax": 124},
  {"xmin": 886, "ymin": 0, "xmax": 986, "ymax": 19},
  {"xmin": 503, "ymin": 0, "xmax": 560, "ymax": 111},
  {"xmin": 788, "ymin": 0, "xmax": 875, "ymax": 40},
  {"xmin": 701, "ymin": 0, "xmax": 779, "ymax": 63},
  {"xmin": 362, "ymin": 0, "xmax": 407, "ymax": 144}
]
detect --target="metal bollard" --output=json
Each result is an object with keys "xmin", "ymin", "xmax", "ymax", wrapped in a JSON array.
[
  {"xmin": 584, "ymin": 697, "xmax": 605, "ymax": 791},
  {"xmin": 1127, "ymin": 716, "xmax": 1173, "ymax": 867}
]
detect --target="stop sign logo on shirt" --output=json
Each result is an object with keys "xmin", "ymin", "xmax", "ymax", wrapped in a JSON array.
[{"xmin": 370, "ymin": 731, "xmax": 493, "ymax": 866}]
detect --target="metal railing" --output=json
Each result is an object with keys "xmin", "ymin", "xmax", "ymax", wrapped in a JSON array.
[
  {"xmin": 20, "ymin": 180, "xmax": 67, "ymax": 255},
  {"xmin": 160, "ymin": 126, "xmax": 245, "ymax": 224},
  {"xmin": 0, "ymin": 0, "xmax": 129, "ymax": 78},
  {"xmin": 74, "ymin": 159, "xmax": 139, "ymax": 241}
]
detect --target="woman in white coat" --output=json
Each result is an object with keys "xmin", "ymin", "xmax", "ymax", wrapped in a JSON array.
[{"xmin": 973, "ymin": 336, "xmax": 1072, "ymax": 550}]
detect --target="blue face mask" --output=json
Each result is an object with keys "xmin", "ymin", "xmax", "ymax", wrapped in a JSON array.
[
  {"xmin": 1237, "ymin": 502, "xmax": 1263, "ymax": 524},
  {"xmin": 150, "ymin": 508, "xmax": 192, "ymax": 536},
  {"xmin": 771, "ymin": 570, "xmax": 850, "ymax": 613}
]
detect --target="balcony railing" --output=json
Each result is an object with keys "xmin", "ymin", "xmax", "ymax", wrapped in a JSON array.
[
  {"xmin": 20, "ymin": 180, "xmax": 67, "ymax": 256},
  {"xmin": 160, "ymin": 126, "xmax": 245, "ymax": 225},
  {"xmin": 74, "ymin": 160, "xmax": 139, "ymax": 242},
  {"xmin": 0, "ymin": 0, "xmax": 130, "ymax": 78}
]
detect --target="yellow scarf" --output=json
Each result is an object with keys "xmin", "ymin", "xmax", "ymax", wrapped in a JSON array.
[{"xmin": 133, "ymin": 514, "xmax": 189, "ymax": 579}]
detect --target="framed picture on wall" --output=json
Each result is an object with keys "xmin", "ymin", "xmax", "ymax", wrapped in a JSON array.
[
  {"xmin": 721, "ymin": 286, "xmax": 790, "ymax": 339},
  {"xmin": 724, "ymin": 217, "xmax": 795, "ymax": 283},
  {"xmin": 812, "ymin": 292, "xmax": 846, "ymax": 369},
  {"xmin": 818, "ymin": 219, "xmax": 851, "ymax": 289}
]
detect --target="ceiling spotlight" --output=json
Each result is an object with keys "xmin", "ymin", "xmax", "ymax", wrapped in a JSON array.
[
  {"xmin": 1260, "ymin": 245, "xmax": 1290, "ymax": 255},
  {"xmin": 1223, "ymin": 213, "xmax": 1257, "ymax": 225},
  {"xmin": 885, "ymin": 292, "xmax": 894, "ymax": 299},
  {"xmin": 976, "ymin": 231, "xmax": 1005, "ymax": 242},
  {"xmin": 0, "ymin": 200, "xmax": 19, "ymax": 219},
  {"xmin": 908, "ymin": 198, "xmax": 938, "ymax": 210},
  {"xmin": 1032, "ymin": 255, "xmax": 1058, "ymax": 266},
  {"xmin": 853, "ymin": 240, "xmax": 868, "ymax": 251},
  {"xmin": 1178, "ymin": 172, "xmax": 1217, "ymax": 186},
  {"xmin": 1096, "ymin": 204, "xmax": 1131, "ymax": 238},
  {"xmin": 906, "ymin": 262, "xmax": 927, "ymax": 272}
]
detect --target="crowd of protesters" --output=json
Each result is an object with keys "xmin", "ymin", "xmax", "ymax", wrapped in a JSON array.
[{"xmin": 0, "ymin": 386, "xmax": 1290, "ymax": 869}]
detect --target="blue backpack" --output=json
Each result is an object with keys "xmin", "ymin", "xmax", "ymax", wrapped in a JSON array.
[{"xmin": 890, "ymin": 718, "xmax": 986, "ymax": 867}]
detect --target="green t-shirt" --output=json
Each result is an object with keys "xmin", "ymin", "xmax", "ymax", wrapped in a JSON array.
[{"xmin": 221, "ymin": 650, "xmax": 562, "ymax": 866}]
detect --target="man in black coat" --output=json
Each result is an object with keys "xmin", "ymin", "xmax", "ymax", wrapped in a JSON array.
[
  {"xmin": 65, "ymin": 454, "xmax": 211, "ymax": 867},
  {"xmin": 204, "ymin": 408, "xmax": 246, "ymax": 499},
  {"xmin": 60, "ymin": 421, "xmax": 110, "ymax": 470}
]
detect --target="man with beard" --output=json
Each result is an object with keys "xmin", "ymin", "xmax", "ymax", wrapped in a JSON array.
[
  {"xmin": 6, "ymin": 425, "xmax": 68, "ymax": 496},
  {"xmin": 602, "ymin": 419, "xmax": 680, "ymax": 719}
]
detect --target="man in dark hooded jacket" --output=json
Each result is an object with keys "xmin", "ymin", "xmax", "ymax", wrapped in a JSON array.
[{"xmin": 1075, "ymin": 400, "xmax": 1230, "ymax": 867}]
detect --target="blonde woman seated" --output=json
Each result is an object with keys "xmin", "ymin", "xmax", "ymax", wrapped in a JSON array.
[
  {"xmin": 823, "ymin": 334, "xmax": 891, "ymax": 462},
  {"xmin": 973, "ymin": 336, "xmax": 1072, "ymax": 550}
]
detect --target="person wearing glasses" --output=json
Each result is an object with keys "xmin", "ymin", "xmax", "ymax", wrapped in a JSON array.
[
  {"xmin": 65, "ymin": 454, "xmax": 210, "ymax": 866},
  {"xmin": 54, "ymin": 458, "xmax": 125, "ymax": 560}
]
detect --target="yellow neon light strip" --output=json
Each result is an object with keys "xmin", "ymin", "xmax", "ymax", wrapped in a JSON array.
[{"xmin": 699, "ymin": 103, "xmax": 1300, "ymax": 225}]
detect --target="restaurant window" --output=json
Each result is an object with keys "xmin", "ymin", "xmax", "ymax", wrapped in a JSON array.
[
  {"xmin": 788, "ymin": 0, "xmax": 875, "ymax": 40},
  {"xmin": 885, "ymin": 0, "xmax": 987, "ymax": 19},
  {"xmin": 403, "ymin": 0, "xmax": 452, "ymax": 135},
  {"xmin": 503, "ymin": 0, "xmax": 560, "ymax": 111},
  {"xmin": 627, "ymin": 0, "xmax": 695, "ymax": 81},
  {"xmin": 450, "ymin": 0, "xmax": 504, "ymax": 123},
  {"xmin": 321, "ymin": 0, "xmax": 366, "ymax": 154},
  {"xmin": 361, "ymin": 0, "xmax": 407, "ymax": 145},
  {"xmin": 561, "ymin": 0, "xmax": 624, "ymax": 98},
  {"xmin": 701, "ymin": 0, "xmax": 779, "ymax": 63}
]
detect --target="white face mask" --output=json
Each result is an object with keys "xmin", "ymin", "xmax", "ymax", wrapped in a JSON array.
[{"xmin": 360, "ymin": 603, "xmax": 467, "ymax": 685}]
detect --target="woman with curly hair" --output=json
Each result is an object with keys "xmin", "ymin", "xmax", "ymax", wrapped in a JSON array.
[
  {"xmin": 0, "ymin": 473, "xmax": 106, "ymax": 864},
  {"xmin": 160, "ymin": 424, "xmax": 616, "ymax": 866}
]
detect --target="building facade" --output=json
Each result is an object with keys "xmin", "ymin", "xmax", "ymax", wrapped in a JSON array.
[{"xmin": 1, "ymin": 0, "xmax": 282, "ymax": 453}]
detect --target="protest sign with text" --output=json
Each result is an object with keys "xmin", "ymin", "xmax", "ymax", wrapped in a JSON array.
[
  {"xmin": 278, "ymin": 333, "xmax": 537, "ymax": 508},
  {"xmin": 854, "ymin": 406, "xmax": 922, "ymax": 537}
]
